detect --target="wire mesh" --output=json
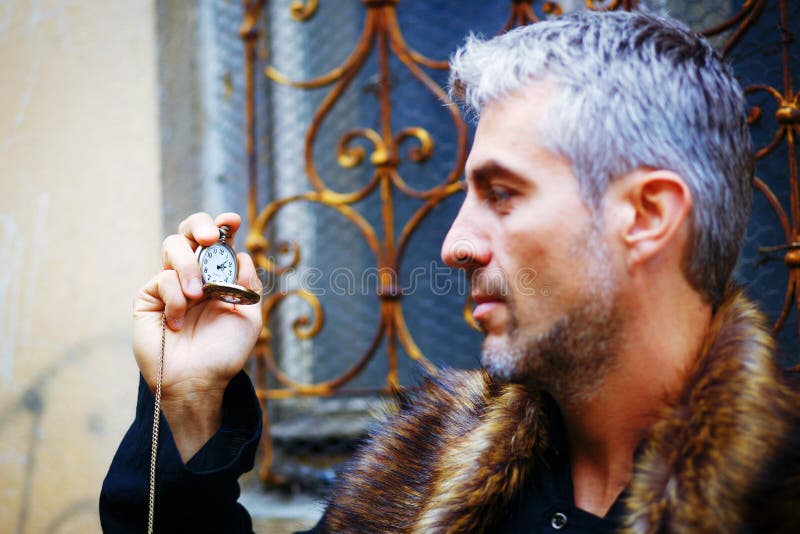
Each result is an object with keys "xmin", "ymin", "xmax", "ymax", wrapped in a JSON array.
[{"xmin": 224, "ymin": 0, "xmax": 800, "ymax": 484}]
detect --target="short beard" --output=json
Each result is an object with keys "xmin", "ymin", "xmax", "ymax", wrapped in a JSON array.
[{"xmin": 481, "ymin": 226, "xmax": 622, "ymax": 406}]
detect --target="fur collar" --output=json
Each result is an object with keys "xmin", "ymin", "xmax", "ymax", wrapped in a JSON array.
[
  {"xmin": 622, "ymin": 291, "xmax": 796, "ymax": 533},
  {"xmin": 320, "ymin": 291, "xmax": 799, "ymax": 533}
]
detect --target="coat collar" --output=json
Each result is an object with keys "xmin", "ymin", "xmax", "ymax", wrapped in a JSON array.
[
  {"xmin": 321, "ymin": 290, "xmax": 794, "ymax": 533},
  {"xmin": 622, "ymin": 290, "xmax": 793, "ymax": 533}
]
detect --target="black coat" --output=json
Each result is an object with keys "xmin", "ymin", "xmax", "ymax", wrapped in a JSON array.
[
  {"xmin": 101, "ymin": 291, "xmax": 800, "ymax": 533},
  {"xmin": 100, "ymin": 371, "xmax": 261, "ymax": 533}
]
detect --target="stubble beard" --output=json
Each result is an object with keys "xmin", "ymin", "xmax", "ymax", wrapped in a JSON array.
[{"xmin": 480, "ymin": 229, "xmax": 622, "ymax": 406}]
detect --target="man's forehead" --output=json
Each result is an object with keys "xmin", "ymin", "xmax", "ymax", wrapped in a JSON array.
[
  {"xmin": 465, "ymin": 85, "xmax": 562, "ymax": 178},
  {"xmin": 470, "ymin": 81, "xmax": 556, "ymax": 150}
]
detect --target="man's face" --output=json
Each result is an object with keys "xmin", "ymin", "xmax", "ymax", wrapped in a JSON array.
[{"xmin": 441, "ymin": 83, "xmax": 624, "ymax": 402}]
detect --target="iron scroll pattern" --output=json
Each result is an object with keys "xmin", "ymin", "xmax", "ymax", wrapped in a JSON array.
[{"xmin": 240, "ymin": 0, "xmax": 799, "ymax": 481}]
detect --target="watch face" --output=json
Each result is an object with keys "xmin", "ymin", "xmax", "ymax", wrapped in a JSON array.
[{"xmin": 198, "ymin": 244, "xmax": 237, "ymax": 285}]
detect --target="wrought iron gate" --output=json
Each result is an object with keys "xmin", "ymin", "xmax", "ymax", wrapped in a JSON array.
[{"xmin": 232, "ymin": 0, "xmax": 800, "ymax": 482}]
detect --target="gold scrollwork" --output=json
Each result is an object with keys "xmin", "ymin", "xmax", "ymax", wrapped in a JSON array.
[
  {"xmin": 393, "ymin": 304, "xmax": 436, "ymax": 375},
  {"xmin": 747, "ymin": 105, "xmax": 762, "ymax": 125},
  {"xmin": 776, "ymin": 102, "xmax": 800, "ymax": 126},
  {"xmin": 263, "ymin": 289, "xmax": 324, "ymax": 340},
  {"xmin": 239, "ymin": 0, "xmax": 265, "ymax": 40},
  {"xmin": 246, "ymin": 235, "xmax": 302, "ymax": 277},
  {"xmin": 337, "ymin": 128, "xmax": 387, "ymax": 168},
  {"xmin": 585, "ymin": 0, "xmax": 622, "ymax": 11},
  {"xmin": 737, "ymin": 1, "xmax": 800, "ymax": 338},
  {"xmin": 542, "ymin": 2, "xmax": 564, "ymax": 16},
  {"xmin": 264, "ymin": 1, "xmax": 467, "ymax": 200},
  {"xmin": 395, "ymin": 127, "xmax": 434, "ymax": 164},
  {"xmin": 290, "ymin": 0, "xmax": 319, "ymax": 21},
  {"xmin": 249, "ymin": 194, "xmax": 382, "ymax": 275},
  {"xmin": 504, "ymin": 0, "xmax": 538, "ymax": 31},
  {"xmin": 462, "ymin": 294, "xmax": 480, "ymax": 332},
  {"xmin": 745, "ymin": 84, "xmax": 793, "ymax": 159},
  {"xmin": 249, "ymin": 0, "xmax": 468, "ymax": 410},
  {"xmin": 274, "ymin": 241, "xmax": 303, "ymax": 275}
]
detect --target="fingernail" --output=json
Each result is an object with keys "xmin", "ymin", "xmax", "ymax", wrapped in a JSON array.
[
  {"xmin": 172, "ymin": 317, "xmax": 184, "ymax": 329},
  {"xmin": 188, "ymin": 277, "xmax": 202, "ymax": 295}
]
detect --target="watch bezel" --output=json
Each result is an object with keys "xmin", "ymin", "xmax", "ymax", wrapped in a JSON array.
[{"xmin": 202, "ymin": 282, "xmax": 260, "ymax": 305}]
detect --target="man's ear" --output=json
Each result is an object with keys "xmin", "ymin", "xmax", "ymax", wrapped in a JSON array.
[{"xmin": 617, "ymin": 170, "xmax": 693, "ymax": 270}]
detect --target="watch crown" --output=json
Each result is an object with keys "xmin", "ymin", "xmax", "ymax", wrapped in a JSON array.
[{"xmin": 219, "ymin": 225, "xmax": 232, "ymax": 242}]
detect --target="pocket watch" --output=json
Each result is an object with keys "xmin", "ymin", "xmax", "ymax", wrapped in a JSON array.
[{"xmin": 195, "ymin": 225, "xmax": 260, "ymax": 305}]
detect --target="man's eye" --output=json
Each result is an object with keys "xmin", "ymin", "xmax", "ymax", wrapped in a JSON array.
[{"xmin": 488, "ymin": 186, "xmax": 514, "ymax": 205}]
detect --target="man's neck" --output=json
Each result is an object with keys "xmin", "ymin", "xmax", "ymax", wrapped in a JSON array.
[
  {"xmin": 560, "ymin": 390, "xmax": 654, "ymax": 516},
  {"xmin": 558, "ymin": 283, "xmax": 712, "ymax": 517}
]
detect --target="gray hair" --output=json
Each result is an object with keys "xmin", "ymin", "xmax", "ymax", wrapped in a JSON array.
[{"xmin": 449, "ymin": 10, "xmax": 754, "ymax": 307}]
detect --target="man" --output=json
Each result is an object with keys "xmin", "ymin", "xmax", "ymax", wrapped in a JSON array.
[{"xmin": 101, "ymin": 9, "xmax": 800, "ymax": 533}]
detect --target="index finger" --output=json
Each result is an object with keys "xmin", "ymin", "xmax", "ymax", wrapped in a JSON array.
[
  {"xmin": 178, "ymin": 212, "xmax": 242, "ymax": 247},
  {"xmin": 214, "ymin": 212, "xmax": 242, "ymax": 247}
]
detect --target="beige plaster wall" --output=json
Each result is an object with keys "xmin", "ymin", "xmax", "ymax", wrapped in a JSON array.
[{"xmin": 0, "ymin": 1, "xmax": 161, "ymax": 532}]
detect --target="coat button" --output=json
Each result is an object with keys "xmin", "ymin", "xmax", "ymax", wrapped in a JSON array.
[{"xmin": 551, "ymin": 512, "xmax": 568, "ymax": 530}]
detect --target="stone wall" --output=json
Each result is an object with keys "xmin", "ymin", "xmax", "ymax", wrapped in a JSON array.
[{"xmin": 0, "ymin": 1, "xmax": 161, "ymax": 531}]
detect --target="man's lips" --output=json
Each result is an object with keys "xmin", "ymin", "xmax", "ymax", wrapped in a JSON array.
[{"xmin": 472, "ymin": 294, "xmax": 505, "ymax": 322}]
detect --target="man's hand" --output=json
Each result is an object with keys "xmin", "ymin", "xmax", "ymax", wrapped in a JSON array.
[{"xmin": 132, "ymin": 212, "xmax": 262, "ymax": 461}]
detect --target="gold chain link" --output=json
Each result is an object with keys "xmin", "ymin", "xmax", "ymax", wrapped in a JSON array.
[{"xmin": 147, "ymin": 313, "xmax": 166, "ymax": 533}]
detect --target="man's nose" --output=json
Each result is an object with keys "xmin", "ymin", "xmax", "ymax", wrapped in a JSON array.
[{"xmin": 441, "ymin": 204, "xmax": 491, "ymax": 270}]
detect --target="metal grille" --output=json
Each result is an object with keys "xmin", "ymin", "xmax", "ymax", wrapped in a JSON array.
[
  {"xmin": 201, "ymin": 0, "xmax": 249, "ymax": 218},
  {"xmin": 729, "ymin": 0, "xmax": 800, "ymax": 364},
  {"xmin": 235, "ymin": 0, "xmax": 800, "ymax": 482}
]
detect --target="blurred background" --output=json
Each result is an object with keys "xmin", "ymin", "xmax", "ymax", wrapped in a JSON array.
[{"xmin": 1, "ymin": 1, "xmax": 797, "ymax": 532}]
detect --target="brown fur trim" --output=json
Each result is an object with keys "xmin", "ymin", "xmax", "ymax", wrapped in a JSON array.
[
  {"xmin": 319, "ymin": 370, "xmax": 548, "ymax": 533},
  {"xmin": 413, "ymin": 380, "xmax": 547, "ymax": 532},
  {"xmin": 321, "ymin": 291, "xmax": 800, "ymax": 533},
  {"xmin": 319, "ymin": 370, "xmax": 496, "ymax": 532},
  {"xmin": 622, "ymin": 290, "xmax": 795, "ymax": 533}
]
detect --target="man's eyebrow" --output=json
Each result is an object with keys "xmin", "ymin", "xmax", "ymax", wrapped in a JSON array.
[{"xmin": 467, "ymin": 160, "xmax": 529, "ymax": 189}]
